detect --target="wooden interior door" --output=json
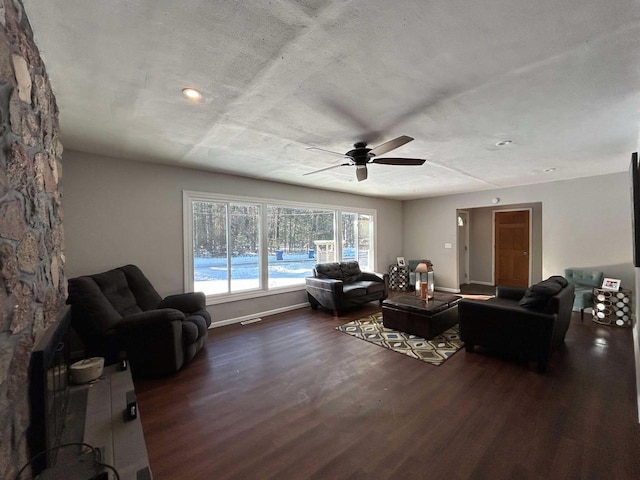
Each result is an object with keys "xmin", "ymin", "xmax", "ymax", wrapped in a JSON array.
[{"xmin": 495, "ymin": 210, "xmax": 530, "ymax": 287}]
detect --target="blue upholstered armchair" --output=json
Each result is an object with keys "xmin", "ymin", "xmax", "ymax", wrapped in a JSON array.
[
  {"xmin": 408, "ymin": 259, "xmax": 421, "ymax": 287},
  {"xmin": 564, "ymin": 269, "xmax": 604, "ymax": 321}
]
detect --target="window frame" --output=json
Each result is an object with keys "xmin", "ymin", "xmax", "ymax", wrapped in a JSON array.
[{"xmin": 183, "ymin": 190, "xmax": 377, "ymax": 305}]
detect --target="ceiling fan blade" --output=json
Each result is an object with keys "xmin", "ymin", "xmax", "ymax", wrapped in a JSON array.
[
  {"xmin": 306, "ymin": 146, "xmax": 352, "ymax": 159},
  {"xmin": 356, "ymin": 165, "xmax": 368, "ymax": 182},
  {"xmin": 369, "ymin": 135, "xmax": 414, "ymax": 157},
  {"xmin": 303, "ymin": 162, "xmax": 351, "ymax": 176},
  {"xmin": 371, "ymin": 157, "xmax": 426, "ymax": 166}
]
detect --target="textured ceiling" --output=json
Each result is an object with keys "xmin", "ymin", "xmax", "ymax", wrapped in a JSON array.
[{"xmin": 23, "ymin": 0, "xmax": 640, "ymax": 199}]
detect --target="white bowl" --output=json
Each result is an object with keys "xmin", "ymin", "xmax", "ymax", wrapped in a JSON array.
[{"xmin": 70, "ymin": 357, "xmax": 105, "ymax": 384}]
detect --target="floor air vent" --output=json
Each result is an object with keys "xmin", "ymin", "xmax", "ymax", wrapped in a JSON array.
[{"xmin": 241, "ymin": 318, "xmax": 262, "ymax": 325}]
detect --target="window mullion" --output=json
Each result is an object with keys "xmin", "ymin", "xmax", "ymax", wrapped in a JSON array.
[
  {"xmin": 260, "ymin": 203, "xmax": 268, "ymax": 290},
  {"xmin": 354, "ymin": 214, "xmax": 359, "ymax": 263},
  {"xmin": 226, "ymin": 203, "xmax": 231, "ymax": 294},
  {"xmin": 335, "ymin": 210, "xmax": 342, "ymax": 262},
  {"xmin": 184, "ymin": 197, "xmax": 195, "ymax": 293}
]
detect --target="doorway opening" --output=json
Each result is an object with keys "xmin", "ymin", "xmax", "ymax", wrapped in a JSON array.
[
  {"xmin": 457, "ymin": 211, "xmax": 469, "ymax": 287},
  {"xmin": 456, "ymin": 203, "xmax": 541, "ymax": 293}
]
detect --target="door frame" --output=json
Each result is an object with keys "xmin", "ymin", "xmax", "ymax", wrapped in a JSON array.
[
  {"xmin": 457, "ymin": 210, "xmax": 470, "ymax": 287},
  {"xmin": 492, "ymin": 208, "xmax": 533, "ymax": 286}
]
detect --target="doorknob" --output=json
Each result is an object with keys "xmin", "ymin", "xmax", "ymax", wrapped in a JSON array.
[{"xmin": 523, "ymin": 252, "xmax": 528, "ymax": 256}]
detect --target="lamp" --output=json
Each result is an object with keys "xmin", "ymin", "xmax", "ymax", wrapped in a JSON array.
[{"xmin": 414, "ymin": 260, "xmax": 434, "ymax": 299}]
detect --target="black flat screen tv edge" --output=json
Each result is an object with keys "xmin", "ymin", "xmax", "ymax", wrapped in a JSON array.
[{"xmin": 631, "ymin": 152, "xmax": 640, "ymax": 267}]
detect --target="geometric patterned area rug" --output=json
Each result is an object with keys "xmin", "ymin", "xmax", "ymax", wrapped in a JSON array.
[
  {"xmin": 335, "ymin": 313, "xmax": 464, "ymax": 366},
  {"xmin": 458, "ymin": 294, "xmax": 494, "ymax": 301}
]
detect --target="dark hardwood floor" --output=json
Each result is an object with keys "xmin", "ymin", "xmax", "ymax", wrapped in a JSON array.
[{"xmin": 135, "ymin": 297, "xmax": 640, "ymax": 480}]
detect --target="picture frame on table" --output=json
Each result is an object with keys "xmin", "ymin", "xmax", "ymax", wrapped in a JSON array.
[
  {"xmin": 601, "ymin": 278, "xmax": 621, "ymax": 291},
  {"xmin": 397, "ymin": 257, "xmax": 406, "ymax": 267}
]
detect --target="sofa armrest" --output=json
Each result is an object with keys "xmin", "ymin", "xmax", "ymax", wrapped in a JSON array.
[
  {"xmin": 305, "ymin": 277, "xmax": 344, "ymax": 311},
  {"xmin": 359, "ymin": 271, "xmax": 386, "ymax": 282},
  {"xmin": 496, "ymin": 286, "xmax": 527, "ymax": 301},
  {"xmin": 114, "ymin": 309, "xmax": 185, "ymax": 376},
  {"xmin": 115, "ymin": 308, "xmax": 185, "ymax": 332},
  {"xmin": 159, "ymin": 292, "xmax": 206, "ymax": 313},
  {"xmin": 305, "ymin": 277, "xmax": 344, "ymax": 291},
  {"xmin": 359, "ymin": 272, "xmax": 390, "ymax": 298}
]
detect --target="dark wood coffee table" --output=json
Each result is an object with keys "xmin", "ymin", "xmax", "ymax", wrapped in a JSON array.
[{"xmin": 382, "ymin": 293, "xmax": 461, "ymax": 339}]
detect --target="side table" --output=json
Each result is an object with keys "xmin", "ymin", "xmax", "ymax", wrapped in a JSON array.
[
  {"xmin": 389, "ymin": 265, "xmax": 410, "ymax": 291},
  {"xmin": 592, "ymin": 288, "xmax": 633, "ymax": 327}
]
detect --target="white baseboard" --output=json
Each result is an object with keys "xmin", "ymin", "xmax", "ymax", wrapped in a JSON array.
[
  {"xmin": 209, "ymin": 302, "xmax": 310, "ymax": 328},
  {"xmin": 468, "ymin": 280, "xmax": 494, "ymax": 286},
  {"xmin": 436, "ymin": 286, "xmax": 461, "ymax": 293}
]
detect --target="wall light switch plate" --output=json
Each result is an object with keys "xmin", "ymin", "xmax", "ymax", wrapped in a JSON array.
[{"xmin": 444, "ymin": 243, "xmax": 452, "ymax": 249}]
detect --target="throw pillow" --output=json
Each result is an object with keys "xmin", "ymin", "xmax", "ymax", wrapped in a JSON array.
[
  {"xmin": 518, "ymin": 289, "xmax": 549, "ymax": 311},
  {"xmin": 518, "ymin": 277, "xmax": 564, "ymax": 311},
  {"xmin": 547, "ymin": 275, "xmax": 568, "ymax": 288}
]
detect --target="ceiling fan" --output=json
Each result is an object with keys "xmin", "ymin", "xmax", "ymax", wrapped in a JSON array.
[{"xmin": 303, "ymin": 135, "xmax": 426, "ymax": 182}]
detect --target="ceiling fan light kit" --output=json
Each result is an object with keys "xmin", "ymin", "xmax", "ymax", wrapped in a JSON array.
[
  {"xmin": 356, "ymin": 165, "xmax": 367, "ymax": 181},
  {"xmin": 304, "ymin": 135, "xmax": 426, "ymax": 182}
]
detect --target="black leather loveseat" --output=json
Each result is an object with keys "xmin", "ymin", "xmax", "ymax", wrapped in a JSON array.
[
  {"xmin": 67, "ymin": 264, "xmax": 211, "ymax": 377},
  {"xmin": 458, "ymin": 276, "xmax": 575, "ymax": 373},
  {"xmin": 305, "ymin": 261, "xmax": 389, "ymax": 316}
]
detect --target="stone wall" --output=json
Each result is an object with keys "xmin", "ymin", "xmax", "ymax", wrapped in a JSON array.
[{"xmin": 0, "ymin": 0, "xmax": 65, "ymax": 478}]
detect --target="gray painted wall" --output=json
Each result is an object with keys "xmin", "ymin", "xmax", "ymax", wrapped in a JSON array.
[
  {"xmin": 467, "ymin": 203, "xmax": 543, "ymax": 285},
  {"xmin": 404, "ymin": 172, "xmax": 634, "ymax": 292},
  {"xmin": 469, "ymin": 207, "xmax": 493, "ymax": 284},
  {"xmin": 62, "ymin": 150, "xmax": 403, "ymax": 324}
]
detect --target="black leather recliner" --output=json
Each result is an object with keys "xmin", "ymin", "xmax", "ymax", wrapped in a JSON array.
[
  {"xmin": 458, "ymin": 276, "xmax": 575, "ymax": 373},
  {"xmin": 305, "ymin": 261, "xmax": 389, "ymax": 316},
  {"xmin": 67, "ymin": 264, "xmax": 211, "ymax": 377}
]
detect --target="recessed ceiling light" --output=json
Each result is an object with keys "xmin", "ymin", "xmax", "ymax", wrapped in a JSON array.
[
  {"xmin": 495, "ymin": 140, "xmax": 512, "ymax": 146},
  {"xmin": 543, "ymin": 168, "xmax": 556, "ymax": 172},
  {"xmin": 182, "ymin": 88, "xmax": 202, "ymax": 101}
]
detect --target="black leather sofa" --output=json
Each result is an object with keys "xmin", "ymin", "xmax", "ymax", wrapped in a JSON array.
[
  {"xmin": 458, "ymin": 276, "xmax": 575, "ymax": 373},
  {"xmin": 67, "ymin": 264, "xmax": 211, "ymax": 377},
  {"xmin": 305, "ymin": 261, "xmax": 389, "ymax": 316}
]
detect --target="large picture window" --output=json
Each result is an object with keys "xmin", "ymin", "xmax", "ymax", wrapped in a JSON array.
[{"xmin": 184, "ymin": 192, "xmax": 376, "ymax": 302}]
